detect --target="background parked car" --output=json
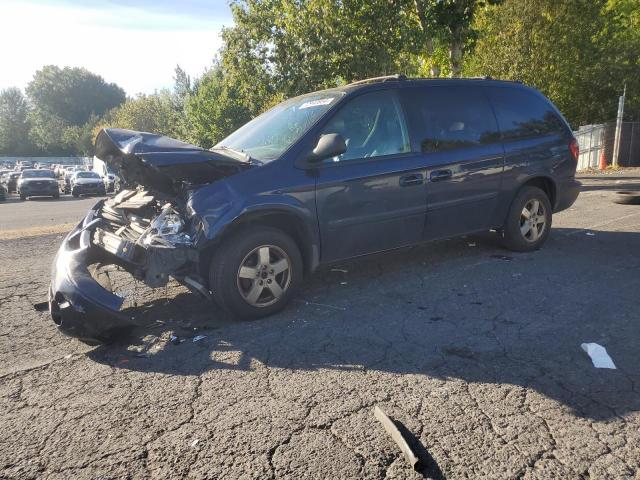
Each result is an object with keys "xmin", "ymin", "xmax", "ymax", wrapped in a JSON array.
[
  {"xmin": 17, "ymin": 169, "xmax": 60, "ymax": 200},
  {"xmin": 4, "ymin": 172, "xmax": 21, "ymax": 193},
  {"xmin": 70, "ymin": 171, "xmax": 106, "ymax": 197}
]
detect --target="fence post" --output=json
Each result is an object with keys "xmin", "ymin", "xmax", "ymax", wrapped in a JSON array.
[{"xmin": 612, "ymin": 85, "xmax": 626, "ymax": 167}]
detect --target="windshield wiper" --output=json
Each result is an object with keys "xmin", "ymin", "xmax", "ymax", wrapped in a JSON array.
[{"xmin": 211, "ymin": 146, "xmax": 263, "ymax": 166}]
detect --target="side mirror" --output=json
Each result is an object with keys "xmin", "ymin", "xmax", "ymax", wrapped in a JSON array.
[{"xmin": 308, "ymin": 133, "xmax": 347, "ymax": 163}]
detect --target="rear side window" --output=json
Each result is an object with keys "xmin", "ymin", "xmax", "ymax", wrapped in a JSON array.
[
  {"xmin": 404, "ymin": 86, "xmax": 500, "ymax": 153},
  {"xmin": 486, "ymin": 87, "xmax": 566, "ymax": 141}
]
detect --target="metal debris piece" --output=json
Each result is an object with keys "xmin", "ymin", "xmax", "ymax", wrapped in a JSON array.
[
  {"xmin": 373, "ymin": 406, "xmax": 420, "ymax": 471},
  {"xmin": 33, "ymin": 301, "xmax": 49, "ymax": 312}
]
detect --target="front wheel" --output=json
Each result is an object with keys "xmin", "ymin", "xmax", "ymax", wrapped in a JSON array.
[
  {"xmin": 209, "ymin": 227, "xmax": 303, "ymax": 319},
  {"xmin": 502, "ymin": 186, "xmax": 552, "ymax": 252}
]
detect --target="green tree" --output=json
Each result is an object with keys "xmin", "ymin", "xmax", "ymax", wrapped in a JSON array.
[
  {"xmin": 412, "ymin": 0, "xmax": 501, "ymax": 77},
  {"xmin": 0, "ymin": 88, "xmax": 32, "ymax": 155},
  {"xmin": 185, "ymin": 66, "xmax": 255, "ymax": 148},
  {"xmin": 95, "ymin": 91, "xmax": 183, "ymax": 141},
  {"xmin": 26, "ymin": 66, "xmax": 125, "ymax": 126},
  {"xmin": 465, "ymin": 0, "xmax": 640, "ymax": 126},
  {"xmin": 222, "ymin": 0, "xmax": 416, "ymax": 99}
]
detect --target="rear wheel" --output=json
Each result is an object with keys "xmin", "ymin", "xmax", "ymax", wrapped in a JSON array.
[
  {"xmin": 19, "ymin": 193, "xmax": 26, "ymax": 200},
  {"xmin": 72, "ymin": 188, "xmax": 79, "ymax": 198},
  {"xmin": 209, "ymin": 227, "xmax": 303, "ymax": 319},
  {"xmin": 502, "ymin": 186, "xmax": 552, "ymax": 252}
]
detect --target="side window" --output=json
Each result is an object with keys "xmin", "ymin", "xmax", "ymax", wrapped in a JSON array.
[
  {"xmin": 406, "ymin": 86, "xmax": 500, "ymax": 153},
  {"xmin": 405, "ymin": 86, "xmax": 500, "ymax": 153},
  {"xmin": 486, "ymin": 87, "xmax": 566, "ymax": 141},
  {"xmin": 320, "ymin": 90, "xmax": 410, "ymax": 162}
]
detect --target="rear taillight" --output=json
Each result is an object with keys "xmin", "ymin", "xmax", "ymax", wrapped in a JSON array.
[{"xmin": 569, "ymin": 138, "xmax": 579, "ymax": 162}]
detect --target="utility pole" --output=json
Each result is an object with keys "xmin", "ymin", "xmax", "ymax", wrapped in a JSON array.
[{"xmin": 612, "ymin": 84, "xmax": 626, "ymax": 167}]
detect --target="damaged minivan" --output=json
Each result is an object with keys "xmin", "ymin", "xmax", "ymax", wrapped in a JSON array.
[{"xmin": 49, "ymin": 76, "xmax": 580, "ymax": 343}]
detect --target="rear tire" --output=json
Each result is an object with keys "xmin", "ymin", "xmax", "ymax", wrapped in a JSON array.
[
  {"xmin": 19, "ymin": 193, "xmax": 26, "ymax": 201},
  {"xmin": 209, "ymin": 227, "xmax": 303, "ymax": 319},
  {"xmin": 502, "ymin": 186, "xmax": 552, "ymax": 252},
  {"xmin": 72, "ymin": 189, "xmax": 79, "ymax": 198}
]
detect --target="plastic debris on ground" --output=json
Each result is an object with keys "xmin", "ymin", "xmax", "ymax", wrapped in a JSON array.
[
  {"xmin": 581, "ymin": 342, "xmax": 617, "ymax": 369},
  {"xmin": 191, "ymin": 439, "xmax": 199, "ymax": 448},
  {"xmin": 331, "ymin": 268, "xmax": 348, "ymax": 273},
  {"xmin": 586, "ymin": 232, "xmax": 596, "ymax": 236},
  {"xmin": 193, "ymin": 335, "xmax": 207, "ymax": 342},
  {"xmin": 373, "ymin": 406, "xmax": 420, "ymax": 471},
  {"xmin": 170, "ymin": 335, "xmax": 180, "ymax": 345},
  {"xmin": 468, "ymin": 242, "xmax": 477, "ymax": 247}
]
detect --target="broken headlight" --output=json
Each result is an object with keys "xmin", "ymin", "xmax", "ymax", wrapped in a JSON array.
[{"xmin": 141, "ymin": 204, "xmax": 193, "ymax": 248}]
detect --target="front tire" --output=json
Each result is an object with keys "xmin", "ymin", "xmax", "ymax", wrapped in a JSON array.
[
  {"xmin": 502, "ymin": 186, "xmax": 552, "ymax": 252},
  {"xmin": 209, "ymin": 227, "xmax": 303, "ymax": 319}
]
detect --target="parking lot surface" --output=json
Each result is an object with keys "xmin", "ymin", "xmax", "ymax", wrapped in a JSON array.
[{"xmin": 1, "ymin": 173, "xmax": 639, "ymax": 479}]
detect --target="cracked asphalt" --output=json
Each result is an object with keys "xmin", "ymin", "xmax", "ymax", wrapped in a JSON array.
[{"xmin": 1, "ymin": 172, "xmax": 639, "ymax": 479}]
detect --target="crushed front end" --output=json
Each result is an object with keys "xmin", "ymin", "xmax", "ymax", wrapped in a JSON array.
[{"xmin": 49, "ymin": 189, "xmax": 200, "ymax": 344}]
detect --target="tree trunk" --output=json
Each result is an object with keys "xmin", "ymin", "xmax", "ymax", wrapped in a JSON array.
[
  {"xmin": 449, "ymin": 24, "xmax": 464, "ymax": 78},
  {"xmin": 414, "ymin": 0, "xmax": 440, "ymax": 78},
  {"xmin": 449, "ymin": 40, "xmax": 463, "ymax": 77},
  {"xmin": 426, "ymin": 38, "xmax": 441, "ymax": 77}
]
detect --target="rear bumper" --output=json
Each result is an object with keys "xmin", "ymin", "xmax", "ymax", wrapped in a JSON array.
[
  {"xmin": 554, "ymin": 178, "xmax": 581, "ymax": 212},
  {"xmin": 49, "ymin": 203, "xmax": 134, "ymax": 344}
]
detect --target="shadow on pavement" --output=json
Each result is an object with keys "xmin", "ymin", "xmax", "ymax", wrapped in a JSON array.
[{"xmin": 88, "ymin": 227, "xmax": 640, "ymax": 421}]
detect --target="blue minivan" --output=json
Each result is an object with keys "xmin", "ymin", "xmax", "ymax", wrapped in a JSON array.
[{"xmin": 49, "ymin": 76, "xmax": 580, "ymax": 343}]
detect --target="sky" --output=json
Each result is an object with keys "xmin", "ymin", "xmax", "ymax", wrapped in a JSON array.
[{"xmin": 0, "ymin": 0, "xmax": 233, "ymax": 96}]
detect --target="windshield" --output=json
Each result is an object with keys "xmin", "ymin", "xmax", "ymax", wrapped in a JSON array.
[
  {"xmin": 214, "ymin": 91, "xmax": 345, "ymax": 162},
  {"xmin": 22, "ymin": 170, "xmax": 55, "ymax": 178},
  {"xmin": 76, "ymin": 171, "xmax": 100, "ymax": 178}
]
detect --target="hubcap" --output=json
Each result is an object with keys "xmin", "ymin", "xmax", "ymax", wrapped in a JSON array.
[
  {"xmin": 520, "ymin": 199, "xmax": 546, "ymax": 242},
  {"xmin": 237, "ymin": 245, "xmax": 291, "ymax": 307}
]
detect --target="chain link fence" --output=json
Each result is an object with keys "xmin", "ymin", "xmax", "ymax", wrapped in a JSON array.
[{"xmin": 574, "ymin": 122, "xmax": 640, "ymax": 171}]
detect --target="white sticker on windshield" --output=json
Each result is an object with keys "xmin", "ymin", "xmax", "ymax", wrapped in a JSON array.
[{"xmin": 299, "ymin": 98, "xmax": 335, "ymax": 109}]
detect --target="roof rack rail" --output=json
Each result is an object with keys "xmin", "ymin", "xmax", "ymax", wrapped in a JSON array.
[{"xmin": 349, "ymin": 74, "xmax": 407, "ymax": 86}]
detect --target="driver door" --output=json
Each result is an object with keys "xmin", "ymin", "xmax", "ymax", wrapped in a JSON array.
[{"xmin": 314, "ymin": 89, "xmax": 428, "ymax": 262}]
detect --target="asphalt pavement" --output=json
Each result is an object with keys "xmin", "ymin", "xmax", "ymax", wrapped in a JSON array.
[{"xmin": 1, "ymin": 172, "xmax": 639, "ymax": 479}]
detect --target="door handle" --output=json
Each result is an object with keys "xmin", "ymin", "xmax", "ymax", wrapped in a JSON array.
[
  {"xmin": 430, "ymin": 169, "xmax": 452, "ymax": 182},
  {"xmin": 399, "ymin": 173, "xmax": 424, "ymax": 187}
]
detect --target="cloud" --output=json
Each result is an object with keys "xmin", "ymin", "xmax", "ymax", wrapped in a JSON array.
[{"xmin": 0, "ymin": 0, "xmax": 231, "ymax": 95}]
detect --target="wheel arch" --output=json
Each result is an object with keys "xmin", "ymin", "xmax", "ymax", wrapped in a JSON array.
[
  {"xmin": 518, "ymin": 175, "xmax": 557, "ymax": 209},
  {"xmin": 197, "ymin": 207, "xmax": 320, "ymax": 284}
]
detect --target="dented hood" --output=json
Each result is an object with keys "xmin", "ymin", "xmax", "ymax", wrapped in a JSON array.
[{"xmin": 94, "ymin": 128, "xmax": 252, "ymax": 195}]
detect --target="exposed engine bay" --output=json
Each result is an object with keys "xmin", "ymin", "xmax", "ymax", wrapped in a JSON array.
[{"xmin": 91, "ymin": 189, "xmax": 199, "ymax": 289}]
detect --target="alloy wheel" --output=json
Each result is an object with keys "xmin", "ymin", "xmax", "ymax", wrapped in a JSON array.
[
  {"xmin": 519, "ymin": 199, "xmax": 546, "ymax": 242},
  {"xmin": 236, "ymin": 245, "xmax": 291, "ymax": 307}
]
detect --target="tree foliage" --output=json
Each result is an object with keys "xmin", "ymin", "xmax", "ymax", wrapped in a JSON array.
[
  {"xmin": 94, "ymin": 91, "xmax": 183, "ymax": 140},
  {"xmin": 0, "ymin": 88, "xmax": 31, "ymax": 155},
  {"xmin": 465, "ymin": 0, "xmax": 640, "ymax": 126},
  {"xmin": 26, "ymin": 66, "xmax": 125, "ymax": 126}
]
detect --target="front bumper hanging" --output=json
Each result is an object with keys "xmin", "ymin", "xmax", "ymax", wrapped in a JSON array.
[{"xmin": 49, "ymin": 202, "xmax": 135, "ymax": 344}]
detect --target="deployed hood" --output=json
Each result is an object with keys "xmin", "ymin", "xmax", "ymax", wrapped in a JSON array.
[{"xmin": 95, "ymin": 128, "xmax": 252, "ymax": 196}]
